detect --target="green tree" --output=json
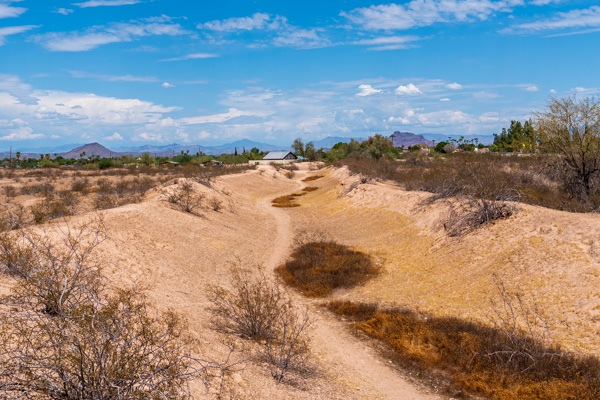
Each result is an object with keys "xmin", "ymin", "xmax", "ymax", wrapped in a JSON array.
[
  {"xmin": 292, "ymin": 138, "xmax": 305, "ymax": 157},
  {"xmin": 365, "ymin": 134, "xmax": 393, "ymax": 159},
  {"xmin": 536, "ymin": 96, "xmax": 600, "ymax": 198}
]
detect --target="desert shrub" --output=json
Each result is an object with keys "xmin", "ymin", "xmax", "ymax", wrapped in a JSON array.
[
  {"xmin": 71, "ymin": 178, "xmax": 89, "ymax": 192},
  {"xmin": 164, "ymin": 180, "xmax": 204, "ymax": 214},
  {"xmin": 276, "ymin": 239, "xmax": 378, "ymax": 297},
  {"xmin": 3, "ymin": 185, "xmax": 17, "ymax": 200},
  {"xmin": 209, "ymin": 196, "xmax": 223, "ymax": 212},
  {"xmin": 93, "ymin": 192, "xmax": 118, "ymax": 210},
  {"xmin": 0, "ymin": 219, "xmax": 222, "ymax": 398},
  {"xmin": 302, "ymin": 186, "xmax": 318, "ymax": 192},
  {"xmin": 209, "ymin": 267, "xmax": 311, "ymax": 383},
  {"xmin": 285, "ymin": 170, "xmax": 295, "ymax": 179},
  {"xmin": 271, "ymin": 195, "xmax": 301, "ymax": 208},
  {"xmin": 327, "ymin": 298, "xmax": 600, "ymax": 400},
  {"xmin": 20, "ymin": 182, "xmax": 55, "ymax": 198},
  {"xmin": 30, "ymin": 196, "xmax": 76, "ymax": 224},
  {"xmin": 0, "ymin": 205, "xmax": 26, "ymax": 232}
]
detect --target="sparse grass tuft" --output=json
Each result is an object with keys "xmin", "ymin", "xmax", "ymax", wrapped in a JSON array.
[
  {"xmin": 276, "ymin": 240, "xmax": 378, "ymax": 297},
  {"xmin": 302, "ymin": 186, "xmax": 318, "ymax": 192}
]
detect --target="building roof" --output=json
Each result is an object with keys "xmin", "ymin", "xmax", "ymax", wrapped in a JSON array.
[{"xmin": 262, "ymin": 151, "xmax": 297, "ymax": 160}]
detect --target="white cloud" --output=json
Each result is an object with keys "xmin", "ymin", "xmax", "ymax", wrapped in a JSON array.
[
  {"xmin": 525, "ymin": 85, "xmax": 539, "ymax": 92},
  {"xmin": 74, "ymin": 0, "xmax": 141, "ymax": 8},
  {"xmin": 342, "ymin": 0, "xmax": 523, "ymax": 31},
  {"xmin": 159, "ymin": 53, "xmax": 219, "ymax": 62},
  {"xmin": 162, "ymin": 82, "xmax": 174, "ymax": 88},
  {"xmin": 133, "ymin": 132, "xmax": 164, "ymax": 142},
  {"xmin": 356, "ymin": 84, "xmax": 382, "ymax": 97},
  {"xmin": 35, "ymin": 18, "xmax": 187, "ymax": 52},
  {"xmin": 417, "ymin": 110, "xmax": 474, "ymax": 126},
  {"xmin": 550, "ymin": 89, "xmax": 557, "ymax": 94},
  {"xmin": 503, "ymin": 6, "xmax": 600, "ymax": 34},
  {"xmin": 69, "ymin": 70, "xmax": 157, "ymax": 82},
  {"xmin": 352, "ymin": 35, "xmax": 422, "ymax": 50},
  {"xmin": 446, "ymin": 82, "xmax": 463, "ymax": 90},
  {"xmin": 55, "ymin": 8, "xmax": 73, "ymax": 15},
  {"xmin": 395, "ymin": 83, "xmax": 422, "ymax": 96},
  {"xmin": 104, "ymin": 131, "xmax": 123, "ymax": 140},
  {"xmin": 0, "ymin": 3, "xmax": 26, "ymax": 19},
  {"xmin": 440, "ymin": 98, "xmax": 451, "ymax": 102},
  {"xmin": 181, "ymin": 108, "xmax": 268, "ymax": 125},
  {"xmin": 273, "ymin": 28, "xmax": 330, "ymax": 48},
  {"xmin": 0, "ymin": 25, "xmax": 37, "ymax": 45},
  {"xmin": 0, "ymin": 125, "xmax": 44, "ymax": 141},
  {"xmin": 200, "ymin": 13, "xmax": 272, "ymax": 31},
  {"xmin": 51, "ymin": 134, "xmax": 61, "ymax": 139}
]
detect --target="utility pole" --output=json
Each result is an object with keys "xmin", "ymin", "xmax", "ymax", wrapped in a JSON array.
[{"xmin": 9, "ymin": 146, "xmax": 12, "ymax": 168}]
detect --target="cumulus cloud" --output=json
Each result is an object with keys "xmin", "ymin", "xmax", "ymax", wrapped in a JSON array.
[
  {"xmin": 34, "ymin": 17, "xmax": 188, "ymax": 52},
  {"xmin": 162, "ymin": 82, "xmax": 174, "ymax": 88},
  {"xmin": 356, "ymin": 84, "xmax": 382, "ymax": 97},
  {"xmin": 550, "ymin": 89, "xmax": 557, "ymax": 93},
  {"xmin": 446, "ymin": 82, "xmax": 463, "ymax": 90},
  {"xmin": 104, "ymin": 131, "xmax": 123, "ymax": 140},
  {"xmin": 0, "ymin": 25, "xmax": 37, "ymax": 46},
  {"xmin": 525, "ymin": 85, "xmax": 539, "ymax": 92},
  {"xmin": 342, "ymin": 0, "xmax": 523, "ymax": 31},
  {"xmin": 0, "ymin": 125, "xmax": 44, "ymax": 141},
  {"xmin": 0, "ymin": 3, "xmax": 27, "ymax": 19},
  {"xmin": 74, "ymin": 0, "xmax": 141, "ymax": 8},
  {"xmin": 395, "ymin": 83, "xmax": 422, "ymax": 96}
]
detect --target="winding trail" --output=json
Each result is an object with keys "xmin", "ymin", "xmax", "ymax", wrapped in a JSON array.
[{"xmin": 257, "ymin": 175, "xmax": 441, "ymax": 400}]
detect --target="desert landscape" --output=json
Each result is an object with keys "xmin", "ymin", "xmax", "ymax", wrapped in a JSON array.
[{"xmin": 1, "ymin": 160, "xmax": 599, "ymax": 399}]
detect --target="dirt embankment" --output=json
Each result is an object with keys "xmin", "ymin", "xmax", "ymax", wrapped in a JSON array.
[{"xmin": 3, "ymin": 164, "xmax": 598, "ymax": 399}]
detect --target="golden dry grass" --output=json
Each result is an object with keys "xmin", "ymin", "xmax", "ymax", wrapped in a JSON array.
[{"xmin": 301, "ymin": 175, "xmax": 324, "ymax": 182}]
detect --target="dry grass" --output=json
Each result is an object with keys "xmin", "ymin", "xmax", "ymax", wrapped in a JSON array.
[
  {"xmin": 301, "ymin": 175, "xmax": 324, "ymax": 182},
  {"xmin": 271, "ymin": 195, "xmax": 301, "ymax": 208},
  {"xmin": 276, "ymin": 240, "xmax": 379, "ymax": 297},
  {"xmin": 302, "ymin": 187, "xmax": 318, "ymax": 192},
  {"xmin": 327, "ymin": 301, "xmax": 600, "ymax": 399}
]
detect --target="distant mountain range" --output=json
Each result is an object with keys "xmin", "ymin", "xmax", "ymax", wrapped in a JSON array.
[{"xmin": 0, "ymin": 133, "xmax": 496, "ymax": 159}]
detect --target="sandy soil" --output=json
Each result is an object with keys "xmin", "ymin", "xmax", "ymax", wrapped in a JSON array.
[{"xmin": 3, "ymin": 163, "xmax": 599, "ymax": 398}]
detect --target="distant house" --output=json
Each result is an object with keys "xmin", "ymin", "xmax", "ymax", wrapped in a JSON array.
[{"xmin": 249, "ymin": 151, "xmax": 298, "ymax": 166}]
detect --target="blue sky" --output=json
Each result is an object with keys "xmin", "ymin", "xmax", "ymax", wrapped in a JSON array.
[{"xmin": 0, "ymin": 0, "xmax": 598, "ymax": 150}]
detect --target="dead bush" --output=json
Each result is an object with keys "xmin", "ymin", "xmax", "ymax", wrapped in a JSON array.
[
  {"xmin": 30, "ymin": 197, "xmax": 76, "ymax": 224},
  {"xmin": 0, "ymin": 219, "xmax": 229, "ymax": 398},
  {"xmin": 285, "ymin": 170, "xmax": 295, "ymax": 179},
  {"xmin": 3, "ymin": 185, "xmax": 17, "ymax": 200},
  {"xmin": 209, "ymin": 268, "xmax": 288, "ymax": 340},
  {"xmin": 209, "ymin": 267, "xmax": 311, "ymax": 383},
  {"xmin": 164, "ymin": 180, "xmax": 205, "ymax": 214},
  {"xmin": 276, "ymin": 239, "xmax": 378, "ymax": 297},
  {"xmin": 209, "ymin": 196, "xmax": 223, "ymax": 212},
  {"xmin": 70, "ymin": 178, "xmax": 89, "ymax": 192}
]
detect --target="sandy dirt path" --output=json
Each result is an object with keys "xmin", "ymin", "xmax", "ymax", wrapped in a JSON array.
[{"xmin": 258, "ymin": 181, "xmax": 441, "ymax": 400}]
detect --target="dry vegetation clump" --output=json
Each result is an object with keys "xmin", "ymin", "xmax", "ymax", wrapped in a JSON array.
[
  {"xmin": 341, "ymin": 154, "xmax": 595, "ymax": 213},
  {"xmin": 164, "ymin": 180, "xmax": 205, "ymax": 214},
  {"xmin": 209, "ymin": 268, "xmax": 311, "ymax": 383},
  {"xmin": 327, "ymin": 294, "xmax": 600, "ymax": 400},
  {"xmin": 271, "ymin": 195, "xmax": 301, "ymax": 208},
  {"xmin": 301, "ymin": 174, "xmax": 323, "ymax": 182},
  {"xmin": 0, "ymin": 218, "xmax": 230, "ymax": 398},
  {"xmin": 302, "ymin": 186, "xmax": 318, "ymax": 192},
  {"xmin": 276, "ymin": 239, "xmax": 378, "ymax": 297}
]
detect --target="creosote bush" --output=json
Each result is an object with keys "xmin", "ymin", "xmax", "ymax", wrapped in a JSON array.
[
  {"xmin": 276, "ymin": 237, "xmax": 378, "ymax": 297},
  {"xmin": 209, "ymin": 267, "xmax": 311, "ymax": 383},
  {"xmin": 0, "ymin": 218, "xmax": 226, "ymax": 398},
  {"xmin": 327, "ymin": 296, "xmax": 600, "ymax": 400}
]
